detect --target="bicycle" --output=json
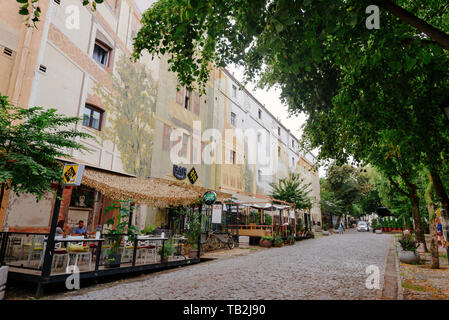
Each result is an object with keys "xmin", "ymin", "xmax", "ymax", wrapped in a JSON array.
[{"xmin": 203, "ymin": 230, "xmax": 235, "ymax": 251}]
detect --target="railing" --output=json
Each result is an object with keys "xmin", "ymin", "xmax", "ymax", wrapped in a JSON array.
[{"xmin": 0, "ymin": 232, "xmax": 190, "ymax": 276}]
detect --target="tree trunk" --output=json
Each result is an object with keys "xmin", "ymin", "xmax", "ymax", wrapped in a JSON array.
[
  {"xmin": 425, "ymin": 174, "xmax": 439, "ymax": 269},
  {"xmin": 429, "ymin": 171, "xmax": 449, "ymax": 248},
  {"xmin": 374, "ymin": 0, "xmax": 449, "ymax": 51},
  {"xmin": 0, "ymin": 183, "xmax": 5, "ymax": 215},
  {"xmin": 403, "ymin": 178, "xmax": 428, "ymax": 252}
]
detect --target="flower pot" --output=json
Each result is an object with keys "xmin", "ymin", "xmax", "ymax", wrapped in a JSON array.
[
  {"xmin": 189, "ymin": 249, "xmax": 199, "ymax": 259},
  {"xmin": 322, "ymin": 231, "xmax": 329, "ymax": 236},
  {"xmin": 375, "ymin": 229, "xmax": 383, "ymax": 234},
  {"xmin": 398, "ymin": 250, "xmax": 420, "ymax": 264},
  {"xmin": 259, "ymin": 239, "xmax": 272, "ymax": 248},
  {"xmin": 105, "ymin": 253, "xmax": 122, "ymax": 268}
]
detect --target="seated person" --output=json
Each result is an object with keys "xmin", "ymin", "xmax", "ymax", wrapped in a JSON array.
[
  {"xmin": 56, "ymin": 220, "xmax": 67, "ymax": 236},
  {"xmin": 71, "ymin": 220, "xmax": 87, "ymax": 235}
]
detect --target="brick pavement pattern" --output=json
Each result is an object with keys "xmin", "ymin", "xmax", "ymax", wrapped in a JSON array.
[{"xmin": 58, "ymin": 230, "xmax": 391, "ymax": 300}]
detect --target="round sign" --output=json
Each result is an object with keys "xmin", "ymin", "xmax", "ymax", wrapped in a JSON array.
[{"xmin": 203, "ymin": 191, "xmax": 217, "ymax": 205}]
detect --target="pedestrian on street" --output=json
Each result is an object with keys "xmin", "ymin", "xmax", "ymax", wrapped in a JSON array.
[
  {"xmin": 437, "ymin": 219, "xmax": 445, "ymax": 249},
  {"xmin": 338, "ymin": 220, "xmax": 344, "ymax": 234}
]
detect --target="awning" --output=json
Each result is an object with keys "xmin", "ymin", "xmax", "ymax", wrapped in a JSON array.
[{"xmin": 81, "ymin": 168, "xmax": 231, "ymax": 208}]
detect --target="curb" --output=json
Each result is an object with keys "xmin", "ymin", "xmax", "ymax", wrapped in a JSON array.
[
  {"xmin": 379, "ymin": 235, "xmax": 402, "ymax": 299},
  {"xmin": 393, "ymin": 238, "xmax": 404, "ymax": 300}
]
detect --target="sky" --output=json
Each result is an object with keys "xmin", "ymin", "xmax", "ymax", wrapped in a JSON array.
[{"xmin": 134, "ymin": 0, "xmax": 326, "ymax": 177}]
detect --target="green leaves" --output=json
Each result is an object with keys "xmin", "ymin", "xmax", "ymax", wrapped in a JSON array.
[
  {"xmin": 0, "ymin": 94, "xmax": 93, "ymax": 202},
  {"xmin": 269, "ymin": 173, "xmax": 312, "ymax": 210}
]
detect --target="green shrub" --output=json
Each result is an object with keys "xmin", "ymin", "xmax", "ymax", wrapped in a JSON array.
[
  {"xmin": 261, "ymin": 235, "xmax": 273, "ymax": 241},
  {"xmin": 398, "ymin": 234, "xmax": 418, "ymax": 252},
  {"xmin": 273, "ymin": 235, "xmax": 283, "ymax": 247}
]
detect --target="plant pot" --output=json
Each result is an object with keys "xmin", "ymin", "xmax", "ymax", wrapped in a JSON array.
[
  {"xmin": 105, "ymin": 253, "xmax": 122, "ymax": 268},
  {"xmin": 398, "ymin": 250, "xmax": 420, "ymax": 264},
  {"xmin": 259, "ymin": 239, "xmax": 272, "ymax": 248},
  {"xmin": 375, "ymin": 229, "xmax": 382, "ymax": 234},
  {"xmin": 322, "ymin": 231, "xmax": 329, "ymax": 236},
  {"xmin": 189, "ymin": 249, "xmax": 199, "ymax": 259}
]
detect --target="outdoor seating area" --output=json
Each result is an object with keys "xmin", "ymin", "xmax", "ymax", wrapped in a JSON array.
[{"xmin": 0, "ymin": 232, "xmax": 190, "ymax": 278}]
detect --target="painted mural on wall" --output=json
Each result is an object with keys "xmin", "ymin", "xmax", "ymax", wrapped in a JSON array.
[{"xmin": 94, "ymin": 56, "xmax": 157, "ymax": 177}]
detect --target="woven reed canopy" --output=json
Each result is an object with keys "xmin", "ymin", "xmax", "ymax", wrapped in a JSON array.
[{"xmin": 81, "ymin": 168, "xmax": 231, "ymax": 207}]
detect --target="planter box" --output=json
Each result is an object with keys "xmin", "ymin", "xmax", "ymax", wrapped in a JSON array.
[
  {"xmin": 0, "ymin": 266, "xmax": 8, "ymax": 300},
  {"xmin": 398, "ymin": 250, "xmax": 420, "ymax": 264},
  {"xmin": 259, "ymin": 239, "xmax": 272, "ymax": 248},
  {"xmin": 375, "ymin": 230, "xmax": 383, "ymax": 234},
  {"xmin": 321, "ymin": 231, "xmax": 329, "ymax": 236}
]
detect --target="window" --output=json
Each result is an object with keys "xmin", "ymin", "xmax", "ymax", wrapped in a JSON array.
[
  {"xmin": 83, "ymin": 104, "xmax": 103, "ymax": 130},
  {"xmin": 230, "ymin": 112, "xmax": 236, "ymax": 126},
  {"xmin": 176, "ymin": 85, "xmax": 185, "ymax": 105},
  {"xmin": 232, "ymin": 84, "xmax": 237, "ymax": 97},
  {"xmin": 278, "ymin": 127, "xmax": 281, "ymax": 136},
  {"xmin": 162, "ymin": 125, "xmax": 172, "ymax": 151},
  {"xmin": 93, "ymin": 41, "xmax": 111, "ymax": 67},
  {"xmin": 258, "ymin": 170, "xmax": 262, "ymax": 182},
  {"xmin": 292, "ymin": 157, "xmax": 295, "ymax": 167},
  {"xmin": 257, "ymin": 133, "xmax": 261, "ymax": 143},
  {"xmin": 278, "ymin": 146, "xmax": 281, "ymax": 157},
  {"xmin": 258, "ymin": 109, "xmax": 262, "ymax": 120},
  {"xmin": 292, "ymin": 140, "xmax": 295, "ymax": 148},
  {"xmin": 230, "ymin": 150, "xmax": 236, "ymax": 164},
  {"xmin": 184, "ymin": 90, "xmax": 191, "ymax": 110}
]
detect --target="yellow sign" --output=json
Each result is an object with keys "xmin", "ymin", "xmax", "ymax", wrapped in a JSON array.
[{"xmin": 62, "ymin": 164, "xmax": 85, "ymax": 185}]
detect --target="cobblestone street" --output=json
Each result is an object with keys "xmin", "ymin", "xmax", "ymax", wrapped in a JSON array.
[{"xmin": 55, "ymin": 230, "xmax": 391, "ymax": 300}]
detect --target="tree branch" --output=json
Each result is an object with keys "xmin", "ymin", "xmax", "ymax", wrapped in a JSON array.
[
  {"xmin": 388, "ymin": 176, "xmax": 409, "ymax": 197},
  {"xmin": 374, "ymin": 0, "xmax": 449, "ymax": 51}
]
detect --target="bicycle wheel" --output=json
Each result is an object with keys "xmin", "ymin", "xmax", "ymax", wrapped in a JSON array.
[{"xmin": 227, "ymin": 236, "xmax": 235, "ymax": 249}]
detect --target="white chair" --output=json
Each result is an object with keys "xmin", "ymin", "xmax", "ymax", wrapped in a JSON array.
[
  {"xmin": 68, "ymin": 242, "xmax": 92, "ymax": 271},
  {"xmin": 139, "ymin": 240, "xmax": 157, "ymax": 264},
  {"xmin": 52, "ymin": 242, "xmax": 69, "ymax": 270},
  {"xmin": 25, "ymin": 235, "xmax": 45, "ymax": 267}
]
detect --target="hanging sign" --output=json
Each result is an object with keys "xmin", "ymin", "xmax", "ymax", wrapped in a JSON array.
[
  {"xmin": 188, "ymin": 167, "xmax": 198, "ymax": 184},
  {"xmin": 212, "ymin": 204, "xmax": 223, "ymax": 224},
  {"xmin": 203, "ymin": 191, "xmax": 217, "ymax": 205},
  {"xmin": 62, "ymin": 164, "xmax": 85, "ymax": 186},
  {"xmin": 173, "ymin": 164, "xmax": 187, "ymax": 180}
]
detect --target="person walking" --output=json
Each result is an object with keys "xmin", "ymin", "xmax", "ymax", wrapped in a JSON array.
[
  {"xmin": 437, "ymin": 219, "xmax": 445, "ymax": 249},
  {"xmin": 338, "ymin": 220, "xmax": 345, "ymax": 235}
]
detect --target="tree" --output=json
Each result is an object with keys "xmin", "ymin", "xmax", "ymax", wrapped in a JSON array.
[
  {"xmin": 15, "ymin": 0, "xmax": 104, "ymax": 27},
  {"xmin": 269, "ymin": 173, "xmax": 312, "ymax": 211},
  {"xmin": 0, "ymin": 94, "xmax": 92, "ymax": 209},
  {"xmin": 133, "ymin": 0, "xmax": 449, "ymax": 95},
  {"xmin": 93, "ymin": 56, "xmax": 157, "ymax": 177}
]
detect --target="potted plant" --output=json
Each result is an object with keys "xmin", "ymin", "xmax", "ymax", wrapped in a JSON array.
[
  {"xmin": 259, "ymin": 235, "xmax": 273, "ymax": 247},
  {"xmin": 159, "ymin": 237, "xmax": 175, "ymax": 262},
  {"xmin": 286, "ymin": 234, "xmax": 295, "ymax": 245},
  {"xmin": 322, "ymin": 223, "xmax": 329, "ymax": 236},
  {"xmin": 398, "ymin": 234, "xmax": 420, "ymax": 264},
  {"xmin": 186, "ymin": 210, "xmax": 201, "ymax": 258},
  {"xmin": 273, "ymin": 235, "xmax": 283, "ymax": 247},
  {"xmin": 104, "ymin": 200, "xmax": 138, "ymax": 268},
  {"xmin": 141, "ymin": 224, "xmax": 156, "ymax": 235}
]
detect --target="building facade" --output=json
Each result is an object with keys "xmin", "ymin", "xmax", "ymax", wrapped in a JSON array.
[{"xmin": 0, "ymin": 0, "xmax": 321, "ymax": 233}]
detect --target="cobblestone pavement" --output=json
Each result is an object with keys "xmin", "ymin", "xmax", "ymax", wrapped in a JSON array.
[{"xmin": 56, "ymin": 230, "xmax": 391, "ymax": 300}]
